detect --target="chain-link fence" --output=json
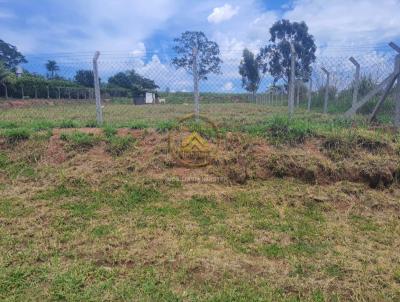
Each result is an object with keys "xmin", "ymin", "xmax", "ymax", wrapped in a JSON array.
[{"xmin": 0, "ymin": 45, "xmax": 399, "ymax": 127}]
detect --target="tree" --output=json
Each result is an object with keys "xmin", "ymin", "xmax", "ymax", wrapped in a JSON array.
[
  {"xmin": 172, "ymin": 31, "xmax": 222, "ymax": 117},
  {"xmin": 74, "ymin": 70, "xmax": 95, "ymax": 87},
  {"xmin": 0, "ymin": 39, "xmax": 27, "ymax": 69},
  {"xmin": 108, "ymin": 69, "xmax": 159, "ymax": 95},
  {"xmin": 0, "ymin": 62, "xmax": 12, "ymax": 98},
  {"xmin": 239, "ymin": 49, "xmax": 261, "ymax": 99},
  {"xmin": 45, "ymin": 60, "xmax": 59, "ymax": 79},
  {"xmin": 258, "ymin": 20, "xmax": 316, "ymax": 87}
]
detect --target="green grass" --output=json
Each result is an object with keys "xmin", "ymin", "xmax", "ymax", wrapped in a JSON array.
[
  {"xmin": 1, "ymin": 128, "xmax": 31, "ymax": 143},
  {"xmin": 0, "ymin": 102, "xmax": 399, "ymax": 301},
  {"xmin": 106, "ymin": 135, "xmax": 135, "ymax": 156},
  {"xmin": 60, "ymin": 131, "xmax": 100, "ymax": 151}
]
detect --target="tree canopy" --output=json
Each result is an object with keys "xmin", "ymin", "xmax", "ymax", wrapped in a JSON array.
[
  {"xmin": 45, "ymin": 60, "xmax": 59, "ymax": 79},
  {"xmin": 74, "ymin": 70, "xmax": 95, "ymax": 87},
  {"xmin": 108, "ymin": 69, "xmax": 159, "ymax": 95},
  {"xmin": 0, "ymin": 39, "xmax": 27, "ymax": 69},
  {"xmin": 0, "ymin": 62, "xmax": 11, "ymax": 83},
  {"xmin": 258, "ymin": 19, "xmax": 316, "ymax": 85},
  {"xmin": 172, "ymin": 31, "xmax": 222, "ymax": 80},
  {"xmin": 239, "ymin": 49, "xmax": 261, "ymax": 95}
]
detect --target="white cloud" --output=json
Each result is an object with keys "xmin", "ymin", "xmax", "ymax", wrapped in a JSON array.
[
  {"xmin": 129, "ymin": 42, "xmax": 146, "ymax": 58},
  {"xmin": 1, "ymin": 0, "xmax": 179, "ymax": 54},
  {"xmin": 223, "ymin": 81, "xmax": 234, "ymax": 91},
  {"xmin": 284, "ymin": 0, "xmax": 400, "ymax": 51},
  {"xmin": 208, "ymin": 4, "xmax": 239, "ymax": 24}
]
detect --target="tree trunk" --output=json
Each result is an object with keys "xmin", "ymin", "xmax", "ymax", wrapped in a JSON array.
[
  {"xmin": 192, "ymin": 47, "xmax": 200, "ymax": 120},
  {"xmin": 2, "ymin": 82, "xmax": 7, "ymax": 99}
]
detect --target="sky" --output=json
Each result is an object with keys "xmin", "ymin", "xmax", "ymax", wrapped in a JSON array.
[{"xmin": 1, "ymin": 0, "xmax": 400, "ymax": 92}]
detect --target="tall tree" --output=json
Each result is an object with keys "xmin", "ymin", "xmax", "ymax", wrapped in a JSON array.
[
  {"xmin": 258, "ymin": 20, "xmax": 316, "ymax": 87},
  {"xmin": 172, "ymin": 31, "xmax": 222, "ymax": 117},
  {"xmin": 239, "ymin": 49, "xmax": 261, "ymax": 99},
  {"xmin": 45, "ymin": 60, "xmax": 59, "ymax": 78},
  {"xmin": 0, "ymin": 62, "xmax": 12, "ymax": 98},
  {"xmin": 74, "ymin": 70, "xmax": 95, "ymax": 87},
  {"xmin": 108, "ymin": 69, "xmax": 159, "ymax": 95},
  {"xmin": 0, "ymin": 39, "xmax": 27, "ymax": 69}
]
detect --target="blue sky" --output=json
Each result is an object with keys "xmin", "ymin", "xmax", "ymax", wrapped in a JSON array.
[{"xmin": 1, "ymin": 0, "xmax": 400, "ymax": 92}]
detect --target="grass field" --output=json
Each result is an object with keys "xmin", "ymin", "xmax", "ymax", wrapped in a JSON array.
[{"xmin": 0, "ymin": 102, "xmax": 400, "ymax": 301}]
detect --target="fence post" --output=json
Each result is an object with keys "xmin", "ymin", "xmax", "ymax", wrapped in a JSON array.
[
  {"xmin": 307, "ymin": 78, "xmax": 312, "ymax": 112},
  {"xmin": 93, "ymin": 51, "xmax": 103, "ymax": 125},
  {"xmin": 57, "ymin": 87, "xmax": 61, "ymax": 99},
  {"xmin": 390, "ymin": 42, "xmax": 400, "ymax": 128},
  {"xmin": 288, "ymin": 42, "xmax": 296, "ymax": 117},
  {"xmin": 21, "ymin": 85, "xmax": 24, "ymax": 99},
  {"xmin": 349, "ymin": 57, "xmax": 360, "ymax": 106},
  {"xmin": 321, "ymin": 67, "xmax": 330, "ymax": 114},
  {"xmin": 47, "ymin": 86, "xmax": 49, "ymax": 99},
  {"xmin": 34, "ymin": 86, "xmax": 38, "ymax": 99}
]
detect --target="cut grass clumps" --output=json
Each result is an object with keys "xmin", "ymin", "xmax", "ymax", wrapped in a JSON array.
[
  {"xmin": 1, "ymin": 128, "xmax": 31, "ymax": 144},
  {"xmin": 60, "ymin": 131, "xmax": 100, "ymax": 151},
  {"xmin": 106, "ymin": 136, "xmax": 135, "ymax": 156},
  {"xmin": 129, "ymin": 120, "xmax": 149, "ymax": 130},
  {"xmin": 322, "ymin": 129, "xmax": 392, "ymax": 160},
  {"xmin": 102, "ymin": 125, "xmax": 118, "ymax": 138},
  {"xmin": 58, "ymin": 119, "xmax": 78, "ymax": 128},
  {"xmin": 156, "ymin": 120, "xmax": 178, "ymax": 132},
  {"xmin": 265, "ymin": 116, "xmax": 314, "ymax": 145}
]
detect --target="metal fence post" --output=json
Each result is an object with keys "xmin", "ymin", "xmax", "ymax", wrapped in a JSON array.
[
  {"xmin": 93, "ymin": 51, "xmax": 103, "ymax": 125},
  {"xmin": 390, "ymin": 42, "xmax": 400, "ymax": 128},
  {"xmin": 349, "ymin": 57, "xmax": 360, "ymax": 106},
  {"xmin": 288, "ymin": 42, "xmax": 296, "ymax": 117},
  {"xmin": 307, "ymin": 78, "xmax": 312, "ymax": 112},
  {"xmin": 321, "ymin": 67, "xmax": 330, "ymax": 114}
]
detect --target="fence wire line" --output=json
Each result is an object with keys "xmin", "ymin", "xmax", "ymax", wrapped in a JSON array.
[{"xmin": 0, "ymin": 47, "xmax": 398, "ymax": 125}]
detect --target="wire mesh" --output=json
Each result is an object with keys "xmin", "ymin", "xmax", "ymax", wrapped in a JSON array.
[{"xmin": 0, "ymin": 46, "xmax": 398, "ymax": 127}]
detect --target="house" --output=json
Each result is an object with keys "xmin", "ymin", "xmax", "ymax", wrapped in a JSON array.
[{"xmin": 133, "ymin": 92, "xmax": 158, "ymax": 105}]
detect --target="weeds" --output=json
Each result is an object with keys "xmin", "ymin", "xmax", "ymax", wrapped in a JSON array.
[
  {"xmin": 1, "ymin": 128, "xmax": 31, "ymax": 143},
  {"xmin": 106, "ymin": 135, "xmax": 135, "ymax": 156},
  {"xmin": 129, "ymin": 120, "xmax": 149, "ymax": 129},
  {"xmin": 60, "ymin": 131, "xmax": 100, "ymax": 151}
]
